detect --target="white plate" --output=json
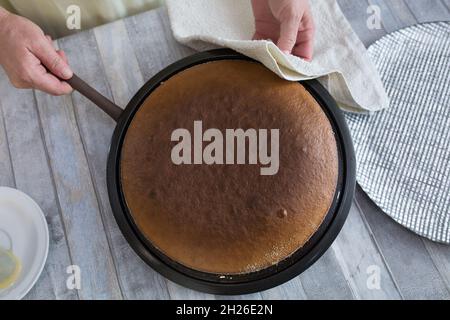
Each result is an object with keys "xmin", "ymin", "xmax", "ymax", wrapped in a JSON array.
[{"xmin": 0, "ymin": 187, "xmax": 49, "ymax": 300}]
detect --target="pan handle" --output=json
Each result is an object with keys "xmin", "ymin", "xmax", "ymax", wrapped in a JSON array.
[{"xmin": 66, "ymin": 74, "xmax": 123, "ymax": 122}]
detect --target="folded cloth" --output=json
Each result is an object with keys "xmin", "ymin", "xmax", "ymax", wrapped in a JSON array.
[{"xmin": 166, "ymin": 0, "xmax": 389, "ymax": 113}]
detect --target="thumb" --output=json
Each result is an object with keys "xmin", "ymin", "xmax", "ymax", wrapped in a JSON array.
[
  {"xmin": 277, "ymin": 15, "xmax": 301, "ymax": 54},
  {"xmin": 32, "ymin": 38, "xmax": 73, "ymax": 79}
]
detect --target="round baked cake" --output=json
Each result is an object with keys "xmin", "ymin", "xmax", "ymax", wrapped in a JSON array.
[{"xmin": 120, "ymin": 60, "xmax": 338, "ymax": 274}]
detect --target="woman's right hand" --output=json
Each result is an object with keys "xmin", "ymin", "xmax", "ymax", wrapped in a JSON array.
[
  {"xmin": 252, "ymin": 0, "xmax": 315, "ymax": 61},
  {"xmin": 0, "ymin": 7, "xmax": 73, "ymax": 95}
]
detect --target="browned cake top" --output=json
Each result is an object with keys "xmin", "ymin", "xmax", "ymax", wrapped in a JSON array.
[{"xmin": 120, "ymin": 60, "xmax": 338, "ymax": 274}]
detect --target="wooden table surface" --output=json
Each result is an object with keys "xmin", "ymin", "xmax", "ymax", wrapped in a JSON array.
[{"xmin": 0, "ymin": 0, "xmax": 449, "ymax": 300}]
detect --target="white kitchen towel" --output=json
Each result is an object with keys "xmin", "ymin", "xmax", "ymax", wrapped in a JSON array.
[{"xmin": 166, "ymin": 0, "xmax": 389, "ymax": 113}]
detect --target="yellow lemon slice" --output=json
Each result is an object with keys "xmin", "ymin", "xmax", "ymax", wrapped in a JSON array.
[{"xmin": 0, "ymin": 247, "xmax": 21, "ymax": 289}]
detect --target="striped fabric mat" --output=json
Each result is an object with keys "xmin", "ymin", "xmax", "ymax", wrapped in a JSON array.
[{"xmin": 345, "ymin": 22, "xmax": 450, "ymax": 243}]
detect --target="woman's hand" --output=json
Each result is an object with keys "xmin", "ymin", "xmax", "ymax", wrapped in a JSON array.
[
  {"xmin": 251, "ymin": 0, "xmax": 315, "ymax": 61},
  {"xmin": 0, "ymin": 8, "xmax": 72, "ymax": 95}
]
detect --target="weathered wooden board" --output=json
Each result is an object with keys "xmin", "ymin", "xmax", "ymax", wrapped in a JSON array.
[
  {"xmin": 0, "ymin": 71, "xmax": 77, "ymax": 300},
  {"xmin": 0, "ymin": 0, "xmax": 448, "ymax": 300},
  {"xmin": 33, "ymin": 82, "xmax": 122, "ymax": 299},
  {"xmin": 355, "ymin": 188, "xmax": 450, "ymax": 299},
  {"xmin": 333, "ymin": 204, "xmax": 402, "ymax": 299},
  {"xmin": 59, "ymin": 26, "xmax": 170, "ymax": 300},
  {"xmin": 367, "ymin": 0, "xmax": 417, "ymax": 32},
  {"xmin": 123, "ymin": 9, "xmax": 195, "ymax": 81},
  {"xmin": 337, "ymin": 0, "xmax": 387, "ymax": 46},
  {"xmin": 405, "ymin": 0, "xmax": 450, "ymax": 22},
  {"xmin": 0, "ymin": 87, "xmax": 14, "ymax": 188}
]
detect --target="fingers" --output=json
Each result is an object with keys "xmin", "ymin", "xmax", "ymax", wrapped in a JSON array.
[
  {"xmin": 292, "ymin": 37, "xmax": 314, "ymax": 61},
  {"xmin": 277, "ymin": 11, "xmax": 301, "ymax": 54},
  {"xmin": 45, "ymin": 35, "xmax": 68, "ymax": 63},
  {"xmin": 293, "ymin": 10, "xmax": 315, "ymax": 61},
  {"xmin": 29, "ymin": 63, "xmax": 73, "ymax": 95},
  {"xmin": 21, "ymin": 40, "xmax": 72, "ymax": 95},
  {"xmin": 252, "ymin": 31, "xmax": 266, "ymax": 41},
  {"xmin": 57, "ymin": 49, "xmax": 69, "ymax": 64},
  {"xmin": 11, "ymin": 62, "xmax": 72, "ymax": 95},
  {"xmin": 0, "ymin": 13, "xmax": 73, "ymax": 95},
  {"xmin": 31, "ymin": 35, "xmax": 73, "ymax": 80}
]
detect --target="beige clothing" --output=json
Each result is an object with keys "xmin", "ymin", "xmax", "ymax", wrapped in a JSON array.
[{"xmin": 1, "ymin": 0, "xmax": 162, "ymax": 37}]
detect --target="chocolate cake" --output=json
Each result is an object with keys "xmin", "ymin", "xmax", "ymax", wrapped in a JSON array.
[{"xmin": 120, "ymin": 60, "xmax": 338, "ymax": 274}]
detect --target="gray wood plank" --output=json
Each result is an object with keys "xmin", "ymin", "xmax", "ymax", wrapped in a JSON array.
[
  {"xmin": 33, "ymin": 84, "xmax": 122, "ymax": 299},
  {"xmin": 355, "ymin": 186, "xmax": 450, "ymax": 299},
  {"xmin": 215, "ymin": 292, "xmax": 263, "ymax": 300},
  {"xmin": 334, "ymin": 202, "xmax": 402, "ymax": 299},
  {"xmin": 0, "ymin": 70, "xmax": 77, "ymax": 300},
  {"xmin": 299, "ymin": 249, "xmax": 355, "ymax": 300},
  {"xmin": 123, "ymin": 8, "xmax": 195, "ymax": 81},
  {"xmin": 368, "ymin": 0, "xmax": 418, "ymax": 32},
  {"xmin": 0, "ymin": 91, "xmax": 14, "ymax": 188},
  {"xmin": 260, "ymin": 277, "xmax": 307, "ymax": 300},
  {"xmin": 405, "ymin": 0, "xmax": 450, "ymax": 22},
  {"xmin": 441, "ymin": 0, "xmax": 450, "ymax": 11},
  {"xmin": 422, "ymin": 240, "xmax": 450, "ymax": 293},
  {"xmin": 94, "ymin": 21, "xmax": 145, "ymax": 108},
  {"xmin": 59, "ymin": 24, "xmax": 170, "ymax": 300},
  {"xmin": 167, "ymin": 282, "xmax": 216, "ymax": 300},
  {"xmin": 337, "ymin": 0, "xmax": 387, "ymax": 46}
]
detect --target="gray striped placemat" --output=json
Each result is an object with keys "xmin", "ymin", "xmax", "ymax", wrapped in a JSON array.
[{"xmin": 345, "ymin": 22, "xmax": 450, "ymax": 243}]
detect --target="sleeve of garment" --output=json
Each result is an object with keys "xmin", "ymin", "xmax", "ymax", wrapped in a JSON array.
[
  {"xmin": 5, "ymin": 0, "xmax": 162, "ymax": 38},
  {"xmin": 0, "ymin": 0, "xmax": 16, "ymax": 13}
]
